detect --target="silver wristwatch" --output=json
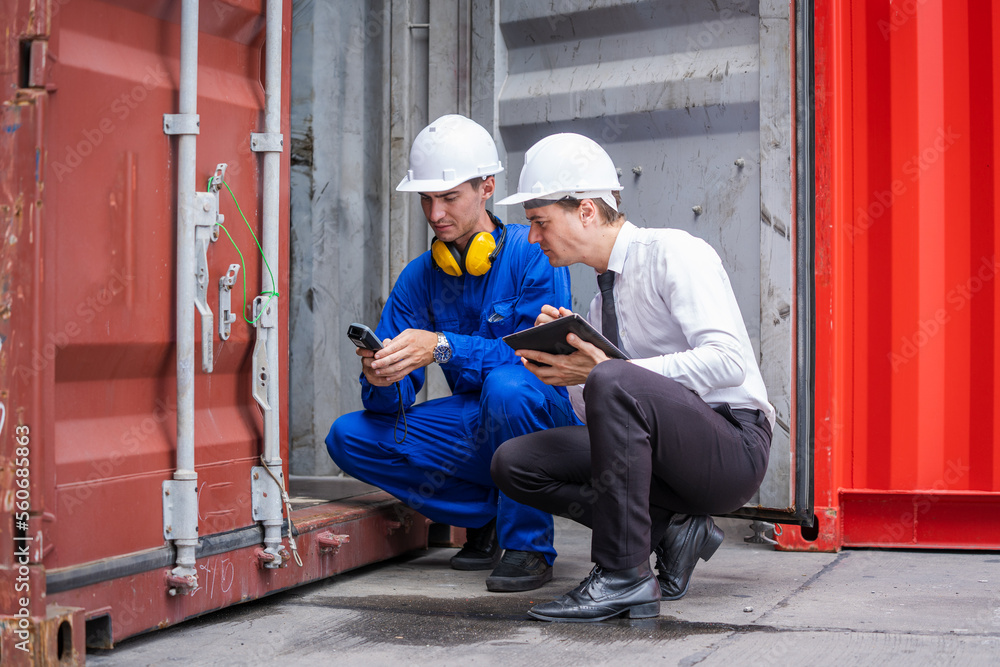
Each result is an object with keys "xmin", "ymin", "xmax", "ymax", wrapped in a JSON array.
[{"xmin": 432, "ymin": 331, "xmax": 453, "ymax": 364}]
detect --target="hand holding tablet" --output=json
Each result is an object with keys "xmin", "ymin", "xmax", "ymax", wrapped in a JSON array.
[{"xmin": 502, "ymin": 313, "xmax": 628, "ymax": 360}]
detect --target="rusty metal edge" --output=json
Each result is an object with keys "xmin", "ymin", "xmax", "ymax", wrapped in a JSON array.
[
  {"xmin": 40, "ymin": 492, "xmax": 431, "ymax": 647},
  {"xmin": 45, "ymin": 492, "xmax": 411, "ymax": 595}
]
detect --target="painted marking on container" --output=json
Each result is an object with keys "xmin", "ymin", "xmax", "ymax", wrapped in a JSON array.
[{"xmin": 198, "ymin": 557, "xmax": 235, "ymax": 599}]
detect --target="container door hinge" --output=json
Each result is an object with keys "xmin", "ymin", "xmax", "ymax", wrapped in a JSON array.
[
  {"xmin": 250, "ymin": 295, "xmax": 275, "ymax": 411},
  {"xmin": 250, "ymin": 132, "xmax": 284, "ymax": 152},
  {"xmin": 208, "ymin": 163, "xmax": 228, "ymax": 207},
  {"xmin": 251, "ymin": 466, "xmax": 287, "ymax": 568},
  {"xmin": 251, "ymin": 467, "xmax": 283, "ymax": 522},
  {"xmin": 219, "ymin": 264, "xmax": 240, "ymax": 340},
  {"xmin": 192, "ymin": 191, "xmax": 220, "ymax": 372},
  {"xmin": 163, "ymin": 114, "xmax": 200, "ymax": 135},
  {"xmin": 163, "ymin": 477, "xmax": 200, "ymax": 594},
  {"xmin": 21, "ymin": 39, "xmax": 51, "ymax": 90},
  {"xmin": 162, "ymin": 479, "xmax": 199, "ymax": 542}
]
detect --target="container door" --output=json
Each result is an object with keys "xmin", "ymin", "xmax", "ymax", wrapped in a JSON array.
[
  {"xmin": 36, "ymin": 0, "xmax": 288, "ymax": 570},
  {"xmin": 491, "ymin": 0, "xmax": 812, "ymax": 524},
  {"xmin": 1, "ymin": 0, "xmax": 53, "ymax": 620}
]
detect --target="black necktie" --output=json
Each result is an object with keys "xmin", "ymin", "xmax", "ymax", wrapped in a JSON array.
[{"xmin": 597, "ymin": 271, "xmax": 620, "ymax": 349}]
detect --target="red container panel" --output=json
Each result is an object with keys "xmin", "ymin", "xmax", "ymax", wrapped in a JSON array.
[
  {"xmin": 42, "ymin": 0, "xmax": 288, "ymax": 568},
  {"xmin": 780, "ymin": 0, "xmax": 1000, "ymax": 551},
  {"xmin": 0, "ymin": 4, "xmax": 440, "ymax": 658}
]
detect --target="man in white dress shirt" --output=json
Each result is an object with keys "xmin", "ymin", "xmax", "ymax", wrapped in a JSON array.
[{"xmin": 490, "ymin": 133, "xmax": 774, "ymax": 623}]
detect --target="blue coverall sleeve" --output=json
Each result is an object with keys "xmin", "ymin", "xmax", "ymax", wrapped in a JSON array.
[
  {"xmin": 441, "ymin": 241, "xmax": 571, "ymax": 390},
  {"xmin": 359, "ymin": 262, "xmax": 428, "ymax": 414}
]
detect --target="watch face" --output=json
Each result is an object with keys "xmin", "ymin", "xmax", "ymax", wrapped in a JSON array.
[{"xmin": 434, "ymin": 333, "xmax": 452, "ymax": 363}]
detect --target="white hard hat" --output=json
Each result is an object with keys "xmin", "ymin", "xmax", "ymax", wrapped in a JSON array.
[
  {"xmin": 396, "ymin": 115, "xmax": 504, "ymax": 192},
  {"xmin": 496, "ymin": 133, "xmax": 623, "ymax": 210}
]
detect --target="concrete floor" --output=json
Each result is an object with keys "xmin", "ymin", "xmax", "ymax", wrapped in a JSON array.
[{"xmin": 86, "ymin": 514, "xmax": 1000, "ymax": 666}]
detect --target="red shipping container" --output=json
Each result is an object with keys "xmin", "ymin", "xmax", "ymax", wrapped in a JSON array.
[
  {"xmin": 778, "ymin": 0, "xmax": 1000, "ymax": 552},
  {"xmin": 0, "ymin": 1, "xmax": 430, "ymax": 662}
]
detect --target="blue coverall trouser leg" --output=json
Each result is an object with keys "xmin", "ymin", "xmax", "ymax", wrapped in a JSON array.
[{"xmin": 326, "ymin": 365, "xmax": 578, "ymax": 565}]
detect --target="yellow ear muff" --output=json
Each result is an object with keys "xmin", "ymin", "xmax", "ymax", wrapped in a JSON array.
[
  {"xmin": 430, "ymin": 220, "xmax": 506, "ymax": 277},
  {"xmin": 462, "ymin": 232, "xmax": 498, "ymax": 276},
  {"xmin": 431, "ymin": 238, "xmax": 464, "ymax": 276}
]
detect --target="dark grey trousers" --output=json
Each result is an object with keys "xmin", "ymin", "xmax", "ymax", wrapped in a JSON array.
[{"xmin": 491, "ymin": 360, "xmax": 772, "ymax": 570}]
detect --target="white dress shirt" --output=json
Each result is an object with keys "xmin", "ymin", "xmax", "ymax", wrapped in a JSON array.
[{"xmin": 569, "ymin": 221, "xmax": 775, "ymax": 429}]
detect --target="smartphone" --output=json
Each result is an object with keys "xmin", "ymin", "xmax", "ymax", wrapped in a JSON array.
[{"xmin": 347, "ymin": 323, "xmax": 383, "ymax": 351}]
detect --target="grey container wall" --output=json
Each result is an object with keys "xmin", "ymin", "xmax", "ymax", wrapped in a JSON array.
[
  {"xmin": 490, "ymin": 0, "xmax": 794, "ymax": 511},
  {"xmin": 289, "ymin": 0, "xmax": 797, "ymax": 515},
  {"xmin": 289, "ymin": 0, "xmax": 479, "ymax": 475},
  {"xmin": 289, "ymin": 0, "xmax": 391, "ymax": 476}
]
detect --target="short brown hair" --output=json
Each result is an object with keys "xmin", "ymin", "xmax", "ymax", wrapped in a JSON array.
[{"xmin": 554, "ymin": 193, "xmax": 624, "ymax": 225}]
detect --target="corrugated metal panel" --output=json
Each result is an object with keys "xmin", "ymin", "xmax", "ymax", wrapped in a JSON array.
[
  {"xmin": 40, "ymin": 0, "xmax": 281, "ymax": 569},
  {"xmin": 494, "ymin": 0, "xmax": 798, "ymax": 514},
  {"xmin": 0, "ymin": 0, "xmax": 436, "ymax": 654},
  {"xmin": 842, "ymin": 0, "xmax": 999, "ymax": 544},
  {"xmin": 848, "ymin": 0, "xmax": 998, "ymax": 495},
  {"xmin": 0, "ymin": 0, "xmax": 439, "ymax": 654},
  {"xmin": 288, "ymin": 1, "xmax": 808, "ymax": 518},
  {"xmin": 779, "ymin": 0, "xmax": 1000, "ymax": 551}
]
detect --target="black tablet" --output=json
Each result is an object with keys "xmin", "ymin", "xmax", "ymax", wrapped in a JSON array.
[{"xmin": 502, "ymin": 313, "xmax": 629, "ymax": 360}]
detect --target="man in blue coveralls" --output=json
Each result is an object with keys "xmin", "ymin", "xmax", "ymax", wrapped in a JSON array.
[{"xmin": 326, "ymin": 115, "xmax": 579, "ymax": 592}]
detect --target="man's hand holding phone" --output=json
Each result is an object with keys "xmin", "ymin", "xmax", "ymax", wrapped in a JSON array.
[
  {"xmin": 348, "ymin": 323, "xmax": 436, "ymax": 386},
  {"xmin": 348, "ymin": 323, "xmax": 393, "ymax": 387}
]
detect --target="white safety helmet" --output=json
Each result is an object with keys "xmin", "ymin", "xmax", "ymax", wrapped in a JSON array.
[
  {"xmin": 396, "ymin": 115, "xmax": 504, "ymax": 192},
  {"xmin": 496, "ymin": 133, "xmax": 623, "ymax": 210}
]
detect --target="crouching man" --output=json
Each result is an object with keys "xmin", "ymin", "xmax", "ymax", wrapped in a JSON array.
[
  {"xmin": 492, "ymin": 133, "xmax": 774, "ymax": 621},
  {"xmin": 327, "ymin": 116, "xmax": 580, "ymax": 592}
]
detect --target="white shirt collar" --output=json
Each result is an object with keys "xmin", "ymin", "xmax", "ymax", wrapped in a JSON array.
[{"xmin": 602, "ymin": 220, "xmax": 636, "ymax": 275}]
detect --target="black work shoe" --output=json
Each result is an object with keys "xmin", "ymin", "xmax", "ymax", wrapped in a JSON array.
[
  {"xmin": 486, "ymin": 550, "xmax": 553, "ymax": 592},
  {"xmin": 527, "ymin": 561, "xmax": 660, "ymax": 622},
  {"xmin": 450, "ymin": 519, "xmax": 501, "ymax": 571},
  {"xmin": 654, "ymin": 514, "xmax": 725, "ymax": 601}
]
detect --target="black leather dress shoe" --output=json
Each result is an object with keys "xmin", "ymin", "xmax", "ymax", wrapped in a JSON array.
[
  {"xmin": 654, "ymin": 514, "xmax": 724, "ymax": 601},
  {"xmin": 486, "ymin": 550, "xmax": 552, "ymax": 592},
  {"xmin": 527, "ymin": 562, "xmax": 660, "ymax": 622},
  {"xmin": 450, "ymin": 518, "xmax": 501, "ymax": 570}
]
